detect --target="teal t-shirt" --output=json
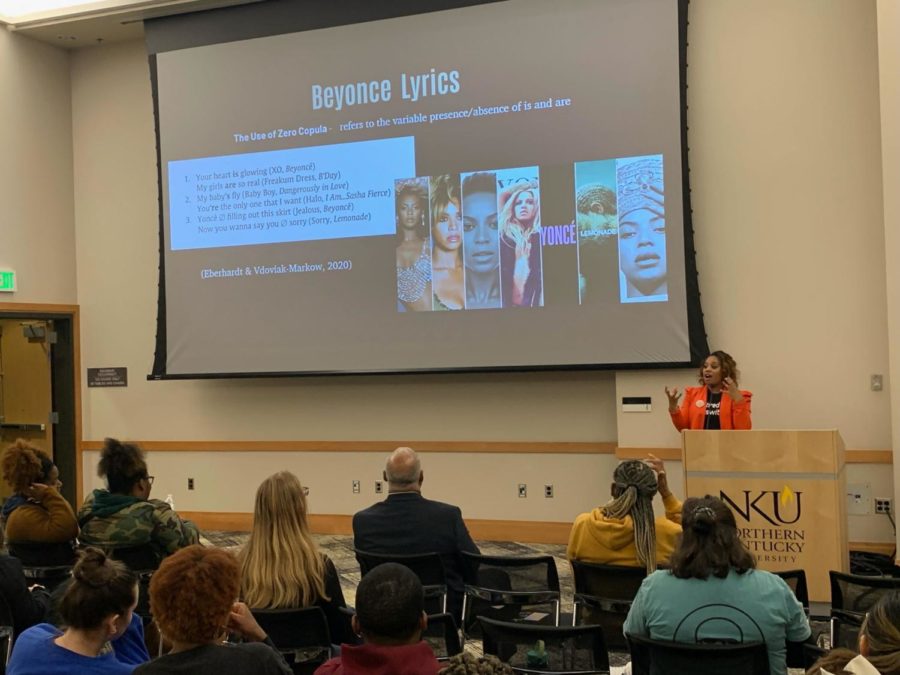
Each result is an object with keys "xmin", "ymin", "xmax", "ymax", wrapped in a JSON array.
[{"xmin": 623, "ymin": 568, "xmax": 810, "ymax": 675}]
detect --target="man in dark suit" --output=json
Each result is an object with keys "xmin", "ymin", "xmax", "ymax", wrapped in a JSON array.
[{"xmin": 352, "ymin": 447, "xmax": 479, "ymax": 621}]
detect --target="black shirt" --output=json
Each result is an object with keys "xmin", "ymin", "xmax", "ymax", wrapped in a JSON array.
[{"xmin": 704, "ymin": 389, "xmax": 722, "ymax": 430}]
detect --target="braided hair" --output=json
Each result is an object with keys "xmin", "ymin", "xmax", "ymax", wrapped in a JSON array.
[{"xmin": 601, "ymin": 460, "xmax": 658, "ymax": 573}]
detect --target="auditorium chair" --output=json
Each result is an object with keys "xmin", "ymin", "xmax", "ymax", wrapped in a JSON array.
[
  {"xmin": 828, "ymin": 570, "xmax": 900, "ymax": 647},
  {"xmin": 354, "ymin": 549, "xmax": 448, "ymax": 614},
  {"xmin": 460, "ymin": 552, "xmax": 560, "ymax": 638},
  {"xmin": 250, "ymin": 606, "xmax": 332, "ymax": 674},
  {"xmin": 0, "ymin": 594, "xmax": 14, "ymax": 674},
  {"xmin": 7, "ymin": 541, "xmax": 76, "ymax": 568},
  {"xmin": 422, "ymin": 612, "xmax": 462, "ymax": 660},
  {"xmin": 772, "ymin": 569, "xmax": 810, "ymax": 612},
  {"xmin": 626, "ymin": 633, "xmax": 769, "ymax": 675},
  {"xmin": 570, "ymin": 560, "xmax": 646, "ymax": 650},
  {"xmin": 479, "ymin": 616, "xmax": 609, "ymax": 674}
]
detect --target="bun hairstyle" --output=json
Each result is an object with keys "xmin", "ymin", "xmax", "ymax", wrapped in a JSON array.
[
  {"xmin": 602, "ymin": 460, "xmax": 658, "ymax": 573},
  {"xmin": 670, "ymin": 496, "xmax": 755, "ymax": 580},
  {"xmin": 97, "ymin": 438, "xmax": 147, "ymax": 495},
  {"xmin": 2, "ymin": 439, "xmax": 53, "ymax": 492},
  {"xmin": 59, "ymin": 548, "xmax": 138, "ymax": 629}
]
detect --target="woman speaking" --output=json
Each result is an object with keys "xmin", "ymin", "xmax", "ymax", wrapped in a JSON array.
[{"xmin": 666, "ymin": 351, "xmax": 752, "ymax": 430}]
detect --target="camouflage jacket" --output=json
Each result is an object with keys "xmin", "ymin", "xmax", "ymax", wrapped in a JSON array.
[{"xmin": 77, "ymin": 489, "xmax": 199, "ymax": 556}]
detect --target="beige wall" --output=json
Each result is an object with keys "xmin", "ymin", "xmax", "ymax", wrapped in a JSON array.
[
  {"xmin": 877, "ymin": 0, "xmax": 900, "ymax": 558},
  {"xmin": 0, "ymin": 28, "xmax": 75, "ymax": 304},
  {"xmin": 68, "ymin": 1, "xmax": 896, "ymax": 541}
]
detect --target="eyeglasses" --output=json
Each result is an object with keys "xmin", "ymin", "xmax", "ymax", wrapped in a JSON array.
[
  {"xmin": 302, "ymin": 486, "xmax": 309, "ymax": 496},
  {"xmin": 145, "ymin": 475, "xmax": 155, "ymax": 486}
]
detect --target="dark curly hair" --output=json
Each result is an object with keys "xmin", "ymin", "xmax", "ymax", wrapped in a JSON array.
[
  {"xmin": 356, "ymin": 562, "xmax": 424, "ymax": 643},
  {"xmin": 2, "ymin": 439, "xmax": 54, "ymax": 493},
  {"xmin": 149, "ymin": 545, "xmax": 240, "ymax": 644},
  {"xmin": 698, "ymin": 351, "xmax": 739, "ymax": 386},
  {"xmin": 59, "ymin": 547, "xmax": 138, "ymax": 629},
  {"xmin": 440, "ymin": 653, "xmax": 513, "ymax": 674},
  {"xmin": 97, "ymin": 438, "xmax": 148, "ymax": 495},
  {"xmin": 669, "ymin": 496, "xmax": 755, "ymax": 580}
]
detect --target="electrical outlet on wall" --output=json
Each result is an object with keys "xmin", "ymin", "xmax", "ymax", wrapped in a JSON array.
[
  {"xmin": 375, "ymin": 480, "xmax": 383, "ymax": 494},
  {"xmin": 875, "ymin": 498, "xmax": 893, "ymax": 514},
  {"xmin": 187, "ymin": 478, "xmax": 194, "ymax": 490},
  {"xmin": 545, "ymin": 484, "xmax": 554, "ymax": 498},
  {"xmin": 352, "ymin": 480, "xmax": 360, "ymax": 494},
  {"xmin": 518, "ymin": 484, "xmax": 527, "ymax": 498}
]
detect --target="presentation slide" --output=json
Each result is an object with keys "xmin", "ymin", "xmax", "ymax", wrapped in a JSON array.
[{"xmin": 153, "ymin": 0, "xmax": 693, "ymax": 376}]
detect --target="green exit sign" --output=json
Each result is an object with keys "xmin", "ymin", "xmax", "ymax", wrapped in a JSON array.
[{"xmin": 0, "ymin": 270, "xmax": 16, "ymax": 292}]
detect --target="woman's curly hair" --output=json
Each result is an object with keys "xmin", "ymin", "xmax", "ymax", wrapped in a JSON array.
[
  {"xmin": 2, "ymin": 439, "xmax": 53, "ymax": 492},
  {"xmin": 149, "ymin": 545, "xmax": 240, "ymax": 644},
  {"xmin": 440, "ymin": 653, "xmax": 513, "ymax": 674},
  {"xmin": 697, "ymin": 350, "xmax": 740, "ymax": 386},
  {"xmin": 98, "ymin": 438, "xmax": 148, "ymax": 495}
]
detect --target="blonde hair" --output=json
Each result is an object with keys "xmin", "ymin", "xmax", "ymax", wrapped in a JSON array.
[
  {"xmin": 499, "ymin": 181, "xmax": 541, "ymax": 246},
  {"xmin": 240, "ymin": 471, "xmax": 329, "ymax": 608}
]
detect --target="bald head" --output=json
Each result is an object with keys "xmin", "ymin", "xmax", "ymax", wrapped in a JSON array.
[{"xmin": 384, "ymin": 447, "xmax": 423, "ymax": 492}]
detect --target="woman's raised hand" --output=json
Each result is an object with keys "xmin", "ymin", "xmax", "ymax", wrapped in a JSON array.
[
  {"xmin": 723, "ymin": 377, "xmax": 743, "ymax": 402},
  {"xmin": 664, "ymin": 386, "xmax": 681, "ymax": 412}
]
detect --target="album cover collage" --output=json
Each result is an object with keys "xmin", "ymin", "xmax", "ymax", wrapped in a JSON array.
[{"xmin": 395, "ymin": 155, "xmax": 666, "ymax": 312}]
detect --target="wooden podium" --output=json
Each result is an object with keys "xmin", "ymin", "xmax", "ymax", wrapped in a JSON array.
[{"xmin": 682, "ymin": 430, "xmax": 849, "ymax": 602}]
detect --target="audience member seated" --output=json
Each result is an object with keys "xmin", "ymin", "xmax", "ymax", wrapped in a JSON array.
[
  {"xmin": 806, "ymin": 590, "xmax": 900, "ymax": 675},
  {"xmin": 7, "ymin": 548, "xmax": 149, "ymax": 675},
  {"xmin": 78, "ymin": 439, "xmax": 199, "ymax": 565},
  {"xmin": 2, "ymin": 439, "xmax": 78, "ymax": 565},
  {"xmin": 240, "ymin": 471, "xmax": 354, "ymax": 644},
  {"xmin": 439, "ymin": 653, "xmax": 513, "ymax": 674},
  {"xmin": 623, "ymin": 495, "xmax": 810, "ymax": 675},
  {"xmin": 353, "ymin": 447, "xmax": 478, "ymax": 620},
  {"xmin": 134, "ymin": 545, "xmax": 291, "ymax": 675},
  {"xmin": 567, "ymin": 456, "xmax": 681, "ymax": 572},
  {"xmin": 0, "ymin": 525, "xmax": 51, "ymax": 639},
  {"xmin": 314, "ymin": 562, "xmax": 441, "ymax": 675}
]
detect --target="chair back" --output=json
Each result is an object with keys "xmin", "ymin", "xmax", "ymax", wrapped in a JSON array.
[
  {"xmin": 251, "ymin": 606, "xmax": 331, "ymax": 675},
  {"xmin": 830, "ymin": 609, "xmax": 866, "ymax": 650},
  {"xmin": 829, "ymin": 570, "xmax": 900, "ymax": 615},
  {"xmin": 423, "ymin": 613, "xmax": 462, "ymax": 660},
  {"xmin": 20, "ymin": 565, "xmax": 73, "ymax": 592},
  {"xmin": 108, "ymin": 544, "xmax": 162, "ymax": 573},
  {"xmin": 462, "ymin": 552, "xmax": 560, "ymax": 593},
  {"xmin": 0, "ymin": 625, "xmax": 10, "ymax": 673},
  {"xmin": 355, "ymin": 549, "xmax": 448, "ymax": 614},
  {"xmin": 627, "ymin": 633, "xmax": 769, "ymax": 675},
  {"xmin": 0, "ymin": 592, "xmax": 14, "ymax": 670},
  {"xmin": 773, "ymin": 569, "xmax": 809, "ymax": 610},
  {"xmin": 570, "ymin": 561, "xmax": 645, "ymax": 649},
  {"xmin": 479, "ymin": 616, "xmax": 609, "ymax": 673},
  {"xmin": 8, "ymin": 541, "xmax": 76, "ymax": 568},
  {"xmin": 460, "ymin": 552, "xmax": 561, "ymax": 636}
]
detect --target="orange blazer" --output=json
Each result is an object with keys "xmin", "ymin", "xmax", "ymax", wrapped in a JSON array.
[{"xmin": 669, "ymin": 386, "xmax": 752, "ymax": 431}]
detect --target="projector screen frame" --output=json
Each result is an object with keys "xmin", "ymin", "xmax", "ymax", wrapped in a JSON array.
[{"xmin": 146, "ymin": 0, "xmax": 709, "ymax": 381}]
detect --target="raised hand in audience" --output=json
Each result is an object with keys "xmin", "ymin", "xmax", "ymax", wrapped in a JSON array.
[{"xmin": 645, "ymin": 454, "xmax": 672, "ymax": 499}]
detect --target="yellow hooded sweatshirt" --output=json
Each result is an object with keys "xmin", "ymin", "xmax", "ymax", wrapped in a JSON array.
[{"xmin": 566, "ymin": 493, "xmax": 683, "ymax": 567}]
